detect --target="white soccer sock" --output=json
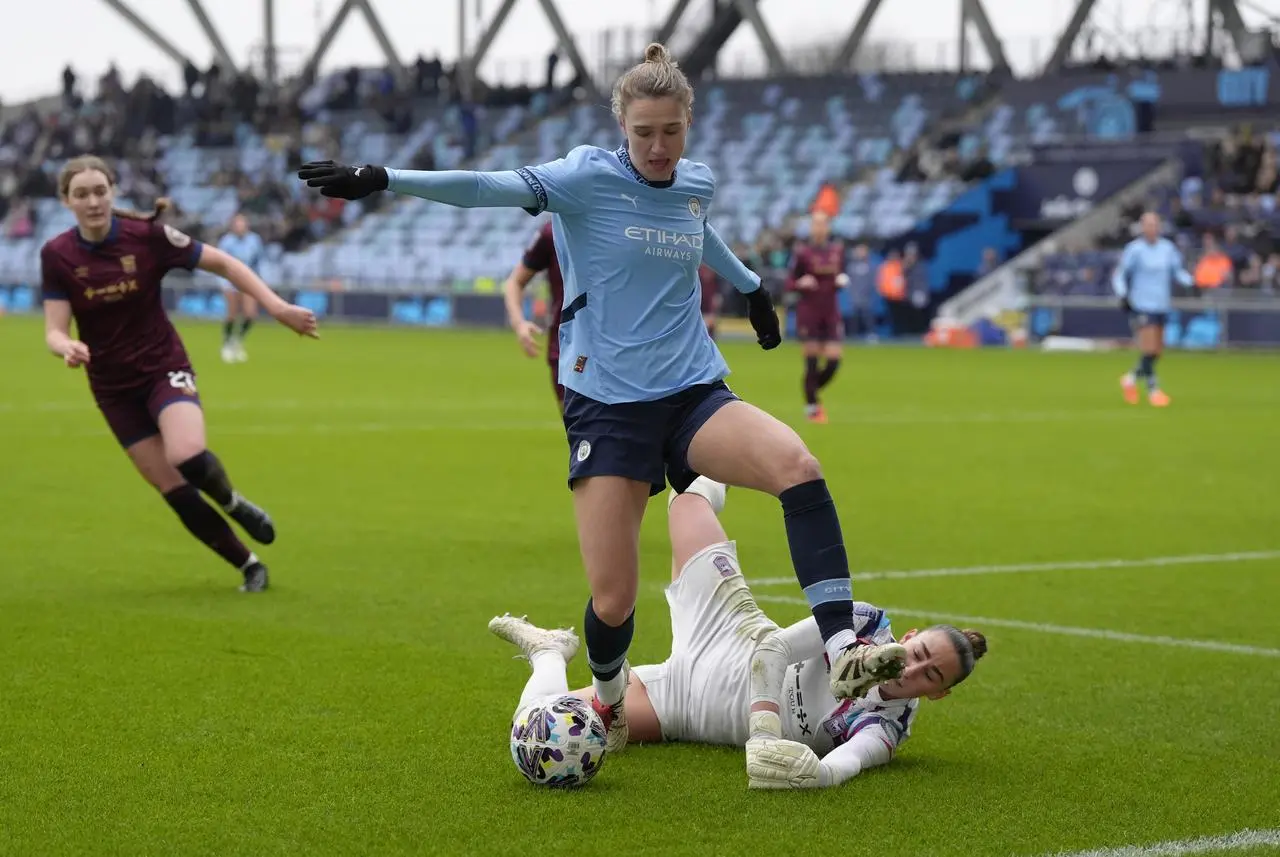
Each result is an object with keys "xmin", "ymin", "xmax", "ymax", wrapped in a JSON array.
[
  {"xmin": 519, "ymin": 651, "xmax": 571, "ymax": 709},
  {"xmin": 238, "ymin": 552, "xmax": 259, "ymax": 572},
  {"xmin": 824, "ymin": 628, "xmax": 859, "ymax": 665},
  {"xmin": 592, "ymin": 669, "xmax": 628, "ymax": 707}
]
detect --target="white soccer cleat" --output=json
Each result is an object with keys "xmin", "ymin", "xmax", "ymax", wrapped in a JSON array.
[
  {"xmin": 746, "ymin": 736, "xmax": 824, "ymax": 789},
  {"xmin": 591, "ymin": 662, "xmax": 630, "ymax": 754},
  {"xmin": 667, "ymin": 476, "xmax": 728, "ymax": 514},
  {"xmin": 234, "ymin": 342, "xmax": 249, "ymax": 363},
  {"xmin": 487, "ymin": 613, "xmax": 580, "ymax": 663},
  {"xmin": 829, "ymin": 641, "xmax": 907, "ymax": 700},
  {"xmin": 220, "ymin": 343, "xmax": 236, "ymax": 363}
]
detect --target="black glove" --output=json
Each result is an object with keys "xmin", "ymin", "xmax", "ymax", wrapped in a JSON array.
[
  {"xmin": 745, "ymin": 287, "xmax": 782, "ymax": 350},
  {"xmin": 298, "ymin": 160, "xmax": 389, "ymax": 200},
  {"xmin": 1119, "ymin": 295, "xmax": 1132, "ymax": 314}
]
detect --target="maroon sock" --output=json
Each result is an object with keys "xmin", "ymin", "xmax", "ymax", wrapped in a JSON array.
[
  {"xmin": 804, "ymin": 356, "xmax": 820, "ymax": 405},
  {"xmin": 816, "ymin": 358, "xmax": 841, "ymax": 389},
  {"xmin": 163, "ymin": 484, "xmax": 252, "ymax": 569}
]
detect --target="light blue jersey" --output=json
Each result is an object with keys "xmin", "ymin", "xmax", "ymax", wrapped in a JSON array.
[
  {"xmin": 219, "ymin": 230, "xmax": 265, "ymax": 272},
  {"xmin": 385, "ymin": 145, "xmax": 761, "ymax": 404},
  {"xmin": 1111, "ymin": 237, "xmax": 1193, "ymax": 314}
]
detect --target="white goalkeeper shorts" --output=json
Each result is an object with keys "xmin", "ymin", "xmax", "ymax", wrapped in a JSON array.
[{"xmin": 631, "ymin": 540, "xmax": 779, "ymax": 747}]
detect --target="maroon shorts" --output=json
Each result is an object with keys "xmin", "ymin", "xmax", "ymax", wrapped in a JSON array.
[
  {"xmin": 795, "ymin": 308, "xmax": 844, "ymax": 343},
  {"xmin": 93, "ymin": 368, "xmax": 202, "ymax": 448},
  {"xmin": 548, "ymin": 354, "xmax": 565, "ymax": 407}
]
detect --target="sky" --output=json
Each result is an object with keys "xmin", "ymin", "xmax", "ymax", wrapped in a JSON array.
[{"xmin": 0, "ymin": 0, "xmax": 1275, "ymax": 101}]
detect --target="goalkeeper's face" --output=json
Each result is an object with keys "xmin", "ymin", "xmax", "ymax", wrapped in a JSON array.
[
  {"xmin": 620, "ymin": 96, "xmax": 690, "ymax": 183},
  {"xmin": 886, "ymin": 628, "xmax": 964, "ymax": 702}
]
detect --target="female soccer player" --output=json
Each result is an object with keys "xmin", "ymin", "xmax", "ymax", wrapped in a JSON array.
[
  {"xmin": 217, "ymin": 213, "xmax": 266, "ymax": 363},
  {"xmin": 41, "ymin": 155, "xmax": 319, "ymax": 592},
  {"xmin": 1112, "ymin": 211, "xmax": 1193, "ymax": 407},
  {"xmin": 787, "ymin": 211, "xmax": 848, "ymax": 423},
  {"xmin": 501, "ymin": 220, "xmax": 565, "ymax": 410},
  {"xmin": 299, "ymin": 43, "xmax": 905, "ymax": 753},
  {"xmin": 490, "ymin": 476, "xmax": 988, "ymax": 789}
]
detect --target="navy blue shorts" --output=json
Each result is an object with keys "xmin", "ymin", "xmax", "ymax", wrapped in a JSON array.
[
  {"xmin": 1129, "ymin": 310, "xmax": 1168, "ymax": 329},
  {"xmin": 561, "ymin": 381, "xmax": 739, "ymax": 496}
]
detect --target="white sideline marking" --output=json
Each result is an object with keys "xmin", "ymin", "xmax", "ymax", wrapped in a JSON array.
[
  {"xmin": 753, "ymin": 596, "xmax": 1280, "ymax": 658},
  {"xmin": 749, "ymin": 550, "xmax": 1280, "ymax": 587},
  {"xmin": 1035, "ymin": 827, "xmax": 1280, "ymax": 856}
]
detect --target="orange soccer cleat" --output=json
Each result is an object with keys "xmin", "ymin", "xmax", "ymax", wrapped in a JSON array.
[
  {"xmin": 1148, "ymin": 389, "xmax": 1172, "ymax": 407},
  {"xmin": 1120, "ymin": 373, "xmax": 1139, "ymax": 405}
]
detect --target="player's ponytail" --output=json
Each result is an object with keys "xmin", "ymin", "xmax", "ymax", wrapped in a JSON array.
[
  {"xmin": 112, "ymin": 197, "xmax": 171, "ymax": 223},
  {"xmin": 929, "ymin": 624, "xmax": 988, "ymax": 688},
  {"xmin": 612, "ymin": 41, "xmax": 694, "ymax": 120}
]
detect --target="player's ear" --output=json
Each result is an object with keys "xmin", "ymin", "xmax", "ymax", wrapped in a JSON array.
[{"xmin": 900, "ymin": 628, "xmax": 918, "ymax": 641}]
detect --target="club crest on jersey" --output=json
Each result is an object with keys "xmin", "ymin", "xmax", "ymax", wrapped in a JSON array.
[
  {"xmin": 74, "ymin": 266, "xmax": 89, "ymax": 280},
  {"xmin": 711, "ymin": 553, "xmax": 736, "ymax": 578},
  {"xmin": 120, "ymin": 255, "xmax": 136, "ymax": 274},
  {"xmin": 688, "ymin": 197, "xmax": 701, "ymax": 218}
]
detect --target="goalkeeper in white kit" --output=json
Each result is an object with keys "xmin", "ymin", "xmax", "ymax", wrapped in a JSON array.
[{"xmin": 490, "ymin": 477, "xmax": 988, "ymax": 789}]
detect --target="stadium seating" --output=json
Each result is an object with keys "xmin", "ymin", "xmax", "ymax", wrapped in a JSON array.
[{"xmin": 307, "ymin": 73, "xmax": 977, "ymax": 290}]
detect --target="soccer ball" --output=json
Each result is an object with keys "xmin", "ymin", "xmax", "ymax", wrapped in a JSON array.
[{"xmin": 510, "ymin": 694, "xmax": 608, "ymax": 787}]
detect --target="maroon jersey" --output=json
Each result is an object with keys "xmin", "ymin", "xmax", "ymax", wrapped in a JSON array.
[
  {"xmin": 698, "ymin": 265, "xmax": 722, "ymax": 315},
  {"xmin": 41, "ymin": 218, "xmax": 204, "ymax": 394},
  {"xmin": 788, "ymin": 239, "xmax": 846, "ymax": 317},
  {"xmin": 521, "ymin": 222, "xmax": 564, "ymax": 361}
]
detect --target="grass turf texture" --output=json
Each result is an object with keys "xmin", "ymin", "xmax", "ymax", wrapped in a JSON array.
[{"xmin": 1, "ymin": 315, "xmax": 1277, "ymax": 857}]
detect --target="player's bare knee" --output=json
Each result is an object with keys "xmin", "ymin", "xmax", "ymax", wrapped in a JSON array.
[
  {"xmin": 163, "ymin": 438, "xmax": 206, "ymax": 470},
  {"xmin": 774, "ymin": 445, "xmax": 823, "ymax": 493},
  {"xmin": 591, "ymin": 590, "xmax": 636, "ymax": 626}
]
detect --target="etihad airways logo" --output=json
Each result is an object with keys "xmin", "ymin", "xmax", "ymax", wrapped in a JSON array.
[{"xmin": 622, "ymin": 226, "xmax": 703, "ymax": 262}]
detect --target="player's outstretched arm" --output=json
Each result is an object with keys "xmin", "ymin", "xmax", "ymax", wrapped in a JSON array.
[
  {"xmin": 298, "ymin": 159, "xmax": 541, "ymax": 210},
  {"xmin": 196, "ymin": 246, "xmax": 319, "ymax": 339},
  {"xmin": 818, "ymin": 722, "xmax": 896, "ymax": 787}
]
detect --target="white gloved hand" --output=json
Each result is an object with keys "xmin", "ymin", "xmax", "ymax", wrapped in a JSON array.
[{"xmin": 746, "ymin": 736, "xmax": 825, "ymax": 789}]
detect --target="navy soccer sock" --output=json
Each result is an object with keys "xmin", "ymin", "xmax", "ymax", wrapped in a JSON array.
[
  {"xmin": 780, "ymin": 479, "xmax": 856, "ymax": 648},
  {"xmin": 222, "ymin": 320, "xmax": 235, "ymax": 343},
  {"xmin": 583, "ymin": 598, "xmax": 634, "ymax": 685},
  {"xmin": 1141, "ymin": 354, "xmax": 1159, "ymax": 390},
  {"xmin": 238, "ymin": 318, "xmax": 254, "ymax": 339}
]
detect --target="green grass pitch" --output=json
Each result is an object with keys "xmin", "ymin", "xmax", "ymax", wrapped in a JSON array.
[{"xmin": 1, "ymin": 314, "xmax": 1277, "ymax": 857}]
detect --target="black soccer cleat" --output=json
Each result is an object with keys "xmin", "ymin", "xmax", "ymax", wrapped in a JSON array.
[
  {"xmin": 240, "ymin": 560, "xmax": 270, "ymax": 593},
  {"xmin": 227, "ymin": 494, "xmax": 276, "ymax": 545}
]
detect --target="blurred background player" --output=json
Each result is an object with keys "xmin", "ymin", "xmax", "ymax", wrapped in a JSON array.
[
  {"xmin": 698, "ymin": 263, "xmax": 724, "ymax": 340},
  {"xmin": 40, "ymin": 155, "xmax": 319, "ymax": 592},
  {"xmin": 1112, "ymin": 211, "xmax": 1193, "ymax": 407},
  {"xmin": 301, "ymin": 43, "xmax": 891, "ymax": 762},
  {"xmin": 501, "ymin": 220, "xmax": 564, "ymax": 410},
  {"xmin": 217, "ymin": 213, "xmax": 266, "ymax": 364},
  {"xmin": 787, "ymin": 211, "xmax": 848, "ymax": 423},
  {"xmin": 490, "ymin": 476, "xmax": 985, "ymax": 789}
]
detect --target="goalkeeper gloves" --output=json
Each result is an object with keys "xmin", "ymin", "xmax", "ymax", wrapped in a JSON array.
[
  {"xmin": 746, "ymin": 736, "xmax": 826, "ymax": 789},
  {"xmin": 298, "ymin": 160, "xmax": 389, "ymax": 200},
  {"xmin": 744, "ymin": 286, "xmax": 782, "ymax": 350}
]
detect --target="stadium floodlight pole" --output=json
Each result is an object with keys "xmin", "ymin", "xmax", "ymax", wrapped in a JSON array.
[
  {"xmin": 534, "ymin": 0, "xmax": 604, "ymax": 100},
  {"xmin": 960, "ymin": 0, "xmax": 1009, "ymax": 72},
  {"xmin": 264, "ymin": 0, "xmax": 278, "ymax": 89},
  {"xmin": 299, "ymin": 0, "xmax": 358, "ymax": 84},
  {"xmin": 354, "ymin": 0, "xmax": 409, "ymax": 88},
  {"xmin": 730, "ymin": 0, "xmax": 789, "ymax": 75},
  {"xmin": 467, "ymin": 0, "xmax": 518, "ymax": 84},
  {"xmin": 828, "ymin": 0, "xmax": 885, "ymax": 73},
  {"xmin": 1042, "ymin": 0, "xmax": 1100, "ymax": 75},
  {"xmin": 183, "ymin": 0, "xmax": 238, "ymax": 75},
  {"xmin": 97, "ymin": 0, "xmax": 195, "ymax": 70}
]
